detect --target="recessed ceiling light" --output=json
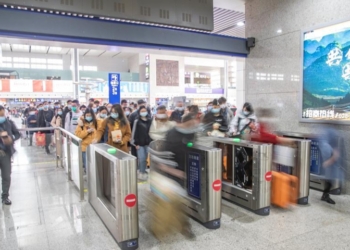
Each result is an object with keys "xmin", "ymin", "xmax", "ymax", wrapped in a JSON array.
[
  {"xmin": 277, "ymin": 29, "xmax": 282, "ymax": 33},
  {"xmin": 237, "ymin": 21, "xmax": 245, "ymax": 26}
]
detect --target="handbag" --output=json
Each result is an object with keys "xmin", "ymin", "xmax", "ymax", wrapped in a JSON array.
[{"xmin": 36, "ymin": 132, "xmax": 46, "ymax": 147}]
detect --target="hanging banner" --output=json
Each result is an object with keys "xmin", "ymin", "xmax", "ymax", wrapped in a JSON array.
[{"xmin": 108, "ymin": 73, "xmax": 121, "ymax": 104}]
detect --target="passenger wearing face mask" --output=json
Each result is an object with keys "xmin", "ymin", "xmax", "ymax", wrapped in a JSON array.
[
  {"xmin": 106, "ymin": 103, "xmax": 113, "ymax": 114},
  {"xmin": 131, "ymin": 106, "xmax": 153, "ymax": 180},
  {"xmin": 62, "ymin": 100, "xmax": 72, "ymax": 128},
  {"xmin": 75, "ymin": 108, "xmax": 100, "ymax": 173},
  {"xmin": 26, "ymin": 109, "xmax": 38, "ymax": 146},
  {"xmin": 96, "ymin": 104, "xmax": 131, "ymax": 153},
  {"xmin": 202, "ymin": 99, "xmax": 228, "ymax": 134},
  {"xmin": 64, "ymin": 100, "xmax": 83, "ymax": 134},
  {"xmin": 218, "ymin": 97, "xmax": 234, "ymax": 124},
  {"xmin": 123, "ymin": 107, "xmax": 132, "ymax": 119},
  {"xmin": 51, "ymin": 108, "xmax": 63, "ymax": 155},
  {"xmin": 204, "ymin": 102, "xmax": 214, "ymax": 115},
  {"xmin": 169, "ymin": 101, "xmax": 185, "ymax": 123},
  {"xmin": 37, "ymin": 102, "xmax": 54, "ymax": 154},
  {"xmin": 229, "ymin": 102, "xmax": 258, "ymax": 136},
  {"xmin": 96, "ymin": 106, "xmax": 109, "ymax": 143},
  {"xmin": 149, "ymin": 105, "xmax": 176, "ymax": 141}
]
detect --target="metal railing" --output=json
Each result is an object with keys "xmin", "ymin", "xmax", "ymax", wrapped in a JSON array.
[{"xmin": 18, "ymin": 127, "xmax": 84, "ymax": 201}]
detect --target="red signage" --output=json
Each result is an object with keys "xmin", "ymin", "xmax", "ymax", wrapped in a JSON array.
[
  {"xmin": 124, "ymin": 194, "xmax": 137, "ymax": 208},
  {"xmin": 265, "ymin": 171, "xmax": 272, "ymax": 182},
  {"xmin": 212, "ymin": 180, "xmax": 222, "ymax": 191}
]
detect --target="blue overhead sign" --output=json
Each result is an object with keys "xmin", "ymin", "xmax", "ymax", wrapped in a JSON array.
[{"xmin": 108, "ymin": 73, "xmax": 121, "ymax": 104}]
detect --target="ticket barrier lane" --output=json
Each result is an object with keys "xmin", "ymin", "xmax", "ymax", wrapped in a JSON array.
[
  {"xmin": 87, "ymin": 144, "xmax": 138, "ymax": 250},
  {"xmin": 212, "ymin": 138, "xmax": 272, "ymax": 216},
  {"xmin": 149, "ymin": 140, "xmax": 222, "ymax": 229},
  {"xmin": 275, "ymin": 131, "xmax": 343, "ymax": 195},
  {"xmin": 272, "ymin": 139, "xmax": 311, "ymax": 205}
]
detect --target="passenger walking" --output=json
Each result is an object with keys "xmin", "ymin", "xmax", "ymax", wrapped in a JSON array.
[
  {"xmin": 123, "ymin": 107, "xmax": 132, "ymax": 119},
  {"xmin": 96, "ymin": 104, "xmax": 131, "ymax": 153},
  {"xmin": 75, "ymin": 108, "xmax": 99, "ymax": 173},
  {"xmin": 202, "ymin": 99, "xmax": 228, "ymax": 133},
  {"xmin": 131, "ymin": 106, "xmax": 153, "ymax": 180},
  {"xmin": 61, "ymin": 100, "xmax": 72, "ymax": 127},
  {"xmin": 27, "ymin": 109, "xmax": 38, "ymax": 146},
  {"xmin": 149, "ymin": 105, "xmax": 176, "ymax": 141},
  {"xmin": 96, "ymin": 106, "xmax": 109, "ymax": 143},
  {"xmin": 218, "ymin": 97, "xmax": 234, "ymax": 124},
  {"xmin": 129, "ymin": 100, "xmax": 146, "ymax": 157},
  {"xmin": 0, "ymin": 105, "xmax": 20, "ymax": 205},
  {"xmin": 229, "ymin": 102, "xmax": 258, "ymax": 136},
  {"xmin": 169, "ymin": 101, "xmax": 185, "ymax": 123},
  {"xmin": 64, "ymin": 100, "xmax": 83, "ymax": 134},
  {"xmin": 51, "ymin": 107, "xmax": 63, "ymax": 156},
  {"xmin": 37, "ymin": 102, "xmax": 54, "ymax": 154}
]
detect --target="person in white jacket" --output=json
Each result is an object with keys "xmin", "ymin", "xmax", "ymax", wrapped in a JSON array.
[
  {"xmin": 229, "ymin": 102, "xmax": 259, "ymax": 135},
  {"xmin": 149, "ymin": 105, "xmax": 176, "ymax": 141}
]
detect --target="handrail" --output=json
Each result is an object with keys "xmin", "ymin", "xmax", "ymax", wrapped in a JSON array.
[{"xmin": 18, "ymin": 126, "xmax": 84, "ymax": 201}]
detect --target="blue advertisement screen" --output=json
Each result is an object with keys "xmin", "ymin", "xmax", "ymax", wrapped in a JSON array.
[
  {"xmin": 187, "ymin": 152, "xmax": 201, "ymax": 199},
  {"xmin": 302, "ymin": 21, "xmax": 350, "ymax": 122},
  {"xmin": 108, "ymin": 73, "xmax": 120, "ymax": 104}
]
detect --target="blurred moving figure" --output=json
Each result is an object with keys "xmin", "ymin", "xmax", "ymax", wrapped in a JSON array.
[
  {"xmin": 149, "ymin": 105, "xmax": 175, "ymax": 141},
  {"xmin": 218, "ymin": 97, "xmax": 234, "ymax": 124},
  {"xmin": 229, "ymin": 102, "xmax": 258, "ymax": 136},
  {"xmin": 318, "ymin": 128, "xmax": 344, "ymax": 205}
]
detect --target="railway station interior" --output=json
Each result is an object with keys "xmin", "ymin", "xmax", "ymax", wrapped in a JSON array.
[{"xmin": 0, "ymin": 0, "xmax": 349, "ymax": 249}]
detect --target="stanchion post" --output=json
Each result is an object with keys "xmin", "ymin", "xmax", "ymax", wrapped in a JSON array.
[
  {"xmin": 67, "ymin": 135, "xmax": 72, "ymax": 181},
  {"xmin": 78, "ymin": 140, "xmax": 84, "ymax": 201}
]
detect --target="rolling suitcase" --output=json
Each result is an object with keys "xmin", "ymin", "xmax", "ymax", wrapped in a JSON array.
[{"xmin": 271, "ymin": 171, "xmax": 299, "ymax": 208}]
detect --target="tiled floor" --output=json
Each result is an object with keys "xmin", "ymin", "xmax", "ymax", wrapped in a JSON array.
[{"xmin": 0, "ymin": 118, "xmax": 349, "ymax": 250}]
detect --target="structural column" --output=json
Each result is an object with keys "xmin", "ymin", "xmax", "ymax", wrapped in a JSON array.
[{"xmin": 71, "ymin": 48, "xmax": 80, "ymax": 99}]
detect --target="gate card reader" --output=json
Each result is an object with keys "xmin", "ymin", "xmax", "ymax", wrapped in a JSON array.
[
  {"xmin": 87, "ymin": 144, "xmax": 138, "ymax": 250},
  {"xmin": 149, "ymin": 140, "xmax": 222, "ymax": 229}
]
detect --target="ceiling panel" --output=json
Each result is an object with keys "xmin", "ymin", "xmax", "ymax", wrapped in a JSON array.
[
  {"xmin": 1, "ymin": 43, "xmax": 11, "ymax": 51},
  {"xmin": 85, "ymin": 49, "xmax": 105, "ymax": 57},
  {"xmin": 12, "ymin": 44, "xmax": 30, "ymax": 52},
  {"xmin": 212, "ymin": 7, "xmax": 245, "ymax": 38},
  {"xmin": 114, "ymin": 52, "xmax": 137, "ymax": 58},
  {"xmin": 30, "ymin": 45, "xmax": 48, "ymax": 54}
]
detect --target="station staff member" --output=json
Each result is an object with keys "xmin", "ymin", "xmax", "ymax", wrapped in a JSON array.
[{"xmin": 0, "ymin": 105, "xmax": 20, "ymax": 205}]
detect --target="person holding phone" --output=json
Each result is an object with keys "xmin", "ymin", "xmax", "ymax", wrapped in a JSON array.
[
  {"xmin": 75, "ymin": 108, "xmax": 99, "ymax": 173},
  {"xmin": 0, "ymin": 105, "xmax": 21, "ymax": 205},
  {"xmin": 96, "ymin": 104, "xmax": 131, "ymax": 153}
]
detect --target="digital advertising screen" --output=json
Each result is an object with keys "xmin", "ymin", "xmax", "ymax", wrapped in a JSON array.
[{"xmin": 302, "ymin": 20, "xmax": 350, "ymax": 123}]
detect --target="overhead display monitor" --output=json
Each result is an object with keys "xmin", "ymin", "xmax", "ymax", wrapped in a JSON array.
[{"xmin": 302, "ymin": 20, "xmax": 350, "ymax": 123}]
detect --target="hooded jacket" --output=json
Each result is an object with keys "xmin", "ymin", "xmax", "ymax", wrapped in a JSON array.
[{"xmin": 229, "ymin": 110, "xmax": 258, "ymax": 135}]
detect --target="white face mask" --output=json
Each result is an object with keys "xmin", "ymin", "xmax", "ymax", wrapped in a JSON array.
[
  {"xmin": 220, "ymin": 104, "xmax": 226, "ymax": 109},
  {"xmin": 156, "ymin": 114, "xmax": 167, "ymax": 119}
]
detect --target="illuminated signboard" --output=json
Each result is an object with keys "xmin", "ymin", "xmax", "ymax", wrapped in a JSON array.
[{"xmin": 301, "ymin": 20, "xmax": 350, "ymax": 123}]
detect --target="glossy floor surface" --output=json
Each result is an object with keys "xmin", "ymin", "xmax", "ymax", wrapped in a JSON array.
[{"xmin": 1, "ymin": 118, "xmax": 350, "ymax": 250}]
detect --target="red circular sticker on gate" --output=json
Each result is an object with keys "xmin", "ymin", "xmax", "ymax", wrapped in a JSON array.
[
  {"xmin": 212, "ymin": 180, "xmax": 222, "ymax": 191},
  {"xmin": 124, "ymin": 194, "xmax": 137, "ymax": 208},
  {"xmin": 265, "ymin": 171, "xmax": 272, "ymax": 182}
]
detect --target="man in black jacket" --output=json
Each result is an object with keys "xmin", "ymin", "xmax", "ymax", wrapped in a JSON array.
[
  {"xmin": 169, "ymin": 101, "xmax": 185, "ymax": 123},
  {"xmin": 0, "ymin": 105, "xmax": 21, "ymax": 205},
  {"xmin": 129, "ymin": 99, "xmax": 146, "ymax": 157},
  {"xmin": 61, "ymin": 100, "xmax": 72, "ymax": 127}
]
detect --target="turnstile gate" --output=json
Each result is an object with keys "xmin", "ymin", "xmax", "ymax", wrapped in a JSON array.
[
  {"xmin": 276, "ymin": 131, "xmax": 342, "ymax": 195},
  {"xmin": 213, "ymin": 138, "xmax": 272, "ymax": 216},
  {"xmin": 272, "ymin": 139, "xmax": 311, "ymax": 204},
  {"xmin": 149, "ymin": 140, "xmax": 222, "ymax": 229},
  {"xmin": 87, "ymin": 144, "xmax": 138, "ymax": 250}
]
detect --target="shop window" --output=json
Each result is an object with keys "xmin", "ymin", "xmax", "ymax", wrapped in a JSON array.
[
  {"xmin": 48, "ymin": 65, "xmax": 64, "ymax": 70},
  {"xmin": 47, "ymin": 59, "xmax": 63, "ymax": 64},
  {"xmin": 2, "ymin": 57, "xmax": 12, "ymax": 62},
  {"xmin": 31, "ymin": 64, "xmax": 47, "ymax": 69},
  {"xmin": 1, "ymin": 63, "xmax": 12, "ymax": 68},
  {"xmin": 13, "ymin": 57, "xmax": 30, "ymax": 63},
  {"xmin": 159, "ymin": 9, "xmax": 169, "ymax": 19},
  {"xmin": 13, "ymin": 63, "xmax": 30, "ymax": 68},
  {"xmin": 114, "ymin": 2, "xmax": 125, "ymax": 13},
  {"xmin": 31, "ymin": 58, "xmax": 47, "ymax": 64}
]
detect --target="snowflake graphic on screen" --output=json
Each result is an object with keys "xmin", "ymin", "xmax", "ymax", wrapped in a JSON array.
[{"xmin": 326, "ymin": 47, "xmax": 343, "ymax": 66}]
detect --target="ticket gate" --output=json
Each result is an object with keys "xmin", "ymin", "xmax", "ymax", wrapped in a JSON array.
[
  {"xmin": 87, "ymin": 144, "xmax": 138, "ymax": 250},
  {"xmin": 149, "ymin": 140, "xmax": 222, "ymax": 229},
  {"xmin": 275, "ymin": 131, "xmax": 342, "ymax": 195},
  {"xmin": 213, "ymin": 138, "xmax": 272, "ymax": 216},
  {"xmin": 273, "ymin": 139, "xmax": 311, "ymax": 204}
]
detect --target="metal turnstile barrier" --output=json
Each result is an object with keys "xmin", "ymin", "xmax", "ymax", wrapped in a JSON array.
[
  {"xmin": 272, "ymin": 139, "xmax": 311, "ymax": 204},
  {"xmin": 275, "ymin": 131, "xmax": 342, "ymax": 195},
  {"xmin": 212, "ymin": 138, "xmax": 272, "ymax": 216},
  {"xmin": 149, "ymin": 140, "xmax": 222, "ymax": 229},
  {"xmin": 87, "ymin": 144, "xmax": 138, "ymax": 250}
]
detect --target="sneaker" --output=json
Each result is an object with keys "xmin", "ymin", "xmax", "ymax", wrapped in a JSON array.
[
  {"xmin": 2, "ymin": 198, "xmax": 12, "ymax": 205},
  {"xmin": 142, "ymin": 173, "xmax": 148, "ymax": 180},
  {"xmin": 321, "ymin": 193, "xmax": 336, "ymax": 205}
]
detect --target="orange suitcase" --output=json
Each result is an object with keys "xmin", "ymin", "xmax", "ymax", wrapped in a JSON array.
[{"xmin": 271, "ymin": 171, "xmax": 299, "ymax": 208}]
